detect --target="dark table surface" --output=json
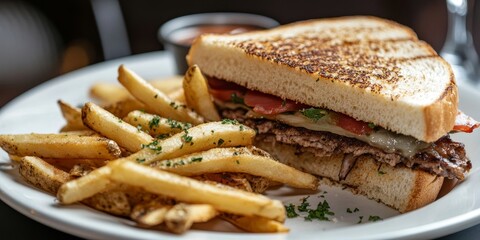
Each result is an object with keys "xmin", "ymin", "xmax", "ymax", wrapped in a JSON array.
[
  {"xmin": 0, "ymin": 86, "xmax": 479, "ymax": 240},
  {"xmin": 1, "ymin": 198, "xmax": 479, "ymax": 240}
]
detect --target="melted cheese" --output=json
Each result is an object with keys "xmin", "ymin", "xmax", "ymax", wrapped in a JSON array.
[
  {"xmin": 276, "ymin": 113, "xmax": 429, "ymax": 158},
  {"xmin": 217, "ymin": 101, "xmax": 429, "ymax": 158}
]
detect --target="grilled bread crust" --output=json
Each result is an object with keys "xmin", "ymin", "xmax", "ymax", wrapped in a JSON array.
[
  {"xmin": 188, "ymin": 16, "xmax": 457, "ymax": 142},
  {"xmin": 255, "ymin": 139, "xmax": 444, "ymax": 213}
]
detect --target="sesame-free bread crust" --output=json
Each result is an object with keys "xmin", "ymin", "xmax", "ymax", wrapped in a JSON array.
[
  {"xmin": 188, "ymin": 16, "xmax": 458, "ymax": 142},
  {"xmin": 256, "ymin": 139, "xmax": 444, "ymax": 213}
]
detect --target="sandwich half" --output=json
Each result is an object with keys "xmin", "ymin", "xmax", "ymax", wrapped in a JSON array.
[{"xmin": 187, "ymin": 16, "xmax": 479, "ymax": 212}]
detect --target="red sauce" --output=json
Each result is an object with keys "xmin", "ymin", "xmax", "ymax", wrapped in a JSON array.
[{"xmin": 169, "ymin": 24, "xmax": 262, "ymax": 46}]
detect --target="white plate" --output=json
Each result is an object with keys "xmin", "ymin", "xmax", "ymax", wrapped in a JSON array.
[{"xmin": 0, "ymin": 51, "xmax": 479, "ymax": 240}]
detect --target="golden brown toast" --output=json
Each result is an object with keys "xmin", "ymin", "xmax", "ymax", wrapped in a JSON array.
[{"xmin": 188, "ymin": 16, "xmax": 457, "ymax": 142}]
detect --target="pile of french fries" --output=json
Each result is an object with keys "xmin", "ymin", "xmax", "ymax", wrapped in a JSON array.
[{"xmin": 0, "ymin": 64, "xmax": 319, "ymax": 234}]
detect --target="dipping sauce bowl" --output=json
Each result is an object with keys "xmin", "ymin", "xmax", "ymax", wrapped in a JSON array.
[{"xmin": 159, "ymin": 12, "xmax": 279, "ymax": 74}]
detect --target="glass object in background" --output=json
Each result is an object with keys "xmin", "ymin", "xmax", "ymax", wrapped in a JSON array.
[{"xmin": 440, "ymin": 0, "xmax": 480, "ymax": 86}]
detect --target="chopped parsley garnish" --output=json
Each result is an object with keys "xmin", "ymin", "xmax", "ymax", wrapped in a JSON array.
[
  {"xmin": 298, "ymin": 196, "xmax": 310, "ymax": 212},
  {"xmin": 191, "ymin": 157, "xmax": 203, "ymax": 162},
  {"xmin": 162, "ymin": 159, "xmax": 190, "ymax": 167},
  {"xmin": 221, "ymin": 119, "xmax": 239, "ymax": 125},
  {"xmin": 281, "ymin": 99, "xmax": 286, "ymax": 107},
  {"xmin": 136, "ymin": 124, "xmax": 143, "ymax": 132},
  {"xmin": 368, "ymin": 215, "xmax": 383, "ymax": 222},
  {"xmin": 287, "ymin": 196, "xmax": 336, "ymax": 222},
  {"xmin": 347, "ymin": 207, "xmax": 360, "ymax": 213},
  {"xmin": 304, "ymin": 200, "xmax": 334, "ymax": 221},
  {"xmin": 217, "ymin": 138, "xmax": 225, "ymax": 146},
  {"xmin": 239, "ymin": 125, "xmax": 244, "ymax": 131},
  {"xmin": 301, "ymin": 108, "xmax": 327, "ymax": 122},
  {"xmin": 136, "ymin": 158, "xmax": 145, "ymax": 163},
  {"xmin": 174, "ymin": 160, "xmax": 185, "ymax": 166},
  {"xmin": 149, "ymin": 116, "xmax": 160, "ymax": 129},
  {"xmin": 167, "ymin": 119, "xmax": 191, "ymax": 131},
  {"xmin": 231, "ymin": 93, "xmax": 244, "ymax": 104},
  {"xmin": 181, "ymin": 132, "xmax": 193, "ymax": 143},
  {"xmin": 154, "ymin": 94, "xmax": 158, "ymax": 99},
  {"xmin": 235, "ymin": 160, "xmax": 240, "ymax": 164},
  {"xmin": 141, "ymin": 140, "xmax": 162, "ymax": 153},
  {"xmin": 358, "ymin": 216, "xmax": 364, "ymax": 224},
  {"xmin": 156, "ymin": 133, "xmax": 170, "ymax": 139},
  {"xmin": 233, "ymin": 151, "xmax": 239, "ymax": 156},
  {"xmin": 285, "ymin": 204, "xmax": 299, "ymax": 218}
]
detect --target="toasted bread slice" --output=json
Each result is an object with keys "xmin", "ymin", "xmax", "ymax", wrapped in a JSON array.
[
  {"xmin": 256, "ymin": 139, "xmax": 444, "ymax": 213},
  {"xmin": 188, "ymin": 16, "xmax": 457, "ymax": 142}
]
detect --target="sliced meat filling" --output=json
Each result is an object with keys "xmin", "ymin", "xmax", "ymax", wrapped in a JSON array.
[{"xmin": 221, "ymin": 108, "xmax": 471, "ymax": 180}]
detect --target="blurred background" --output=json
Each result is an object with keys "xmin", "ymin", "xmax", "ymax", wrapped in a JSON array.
[{"xmin": 0, "ymin": 0, "xmax": 479, "ymax": 107}]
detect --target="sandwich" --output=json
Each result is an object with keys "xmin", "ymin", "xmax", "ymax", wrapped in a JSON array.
[{"xmin": 186, "ymin": 16, "xmax": 479, "ymax": 212}]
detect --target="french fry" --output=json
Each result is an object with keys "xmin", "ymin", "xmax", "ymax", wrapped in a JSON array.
[
  {"xmin": 89, "ymin": 82, "xmax": 131, "ymax": 103},
  {"xmin": 183, "ymin": 65, "xmax": 221, "ymax": 121},
  {"xmin": 18, "ymin": 156, "xmax": 72, "ymax": 194},
  {"xmin": 83, "ymin": 184, "xmax": 171, "ymax": 217},
  {"xmin": 69, "ymin": 163, "xmax": 99, "ymax": 177},
  {"xmin": 90, "ymin": 76, "xmax": 183, "ymax": 104},
  {"xmin": 55, "ymin": 130, "xmax": 99, "ymax": 136},
  {"xmin": 117, "ymin": 65, "xmax": 204, "ymax": 125},
  {"xmin": 131, "ymin": 201, "xmax": 172, "ymax": 226},
  {"xmin": 126, "ymin": 121, "xmax": 255, "ymax": 165},
  {"xmin": 82, "ymin": 102, "xmax": 153, "ymax": 152},
  {"xmin": 194, "ymin": 173, "xmax": 255, "ymax": 192},
  {"xmin": 11, "ymin": 155, "xmax": 106, "ymax": 171},
  {"xmin": 150, "ymin": 147, "xmax": 319, "ymax": 190},
  {"xmin": 164, "ymin": 203, "xmax": 218, "ymax": 234},
  {"xmin": 0, "ymin": 134, "xmax": 121, "ymax": 159},
  {"xmin": 45, "ymin": 158, "xmax": 107, "ymax": 172},
  {"xmin": 57, "ymin": 121, "xmax": 255, "ymax": 204},
  {"xmin": 18, "ymin": 157, "xmax": 133, "ymax": 216},
  {"xmin": 108, "ymin": 160, "xmax": 286, "ymax": 222},
  {"xmin": 8, "ymin": 154, "xmax": 22, "ymax": 162},
  {"xmin": 57, "ymin": 166, "xmax": 113, "ymax": 204},
  {"xmin": 102, "ymin": 98, "xmax": 147, "ymax": 118},
  {"xmin": 167, "ymin": 88, "xmax": 186, "ymax": 103},
  {"xmin": 150, "ymin": 76, "xmax": 183, "ymax": 94},
  {"xmin": 82, "ymin": 190, "xmax": 132, "ymax": 216},
  {"xmin": 58, "ymin": 100, "xmax": 88, "ymax": 131},
  {"xmin": 221, "ymin": 214, "xmax": 289, "ymax": 233},
  {"xmin": 123, "ymin": 110, "xmax": 191, "ymax": 137}
]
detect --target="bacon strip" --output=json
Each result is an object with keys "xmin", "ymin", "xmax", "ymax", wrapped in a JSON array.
[{"xmin": 453, "ymin": 111, "xmax": 480, "ymax": 133}]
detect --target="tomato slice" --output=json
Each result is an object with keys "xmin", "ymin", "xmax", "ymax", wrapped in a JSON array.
[
  {"xmin": 207, "ymin": 77, "xmax": 247, "ymax": 90},
  {"xmin": 209, "ymin": 88, "xmax": 245, "ymax": 102},
  {"xmin": 453, "ymin": 111, "xmax": 480, "ymax": 133},
  {"xmin": 244, "ymin": 90, "xmax": 306, "ymax": 115},
  {"xmin": 334, "ymin": 113, "xmax": 373, "ymax": 135}
]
